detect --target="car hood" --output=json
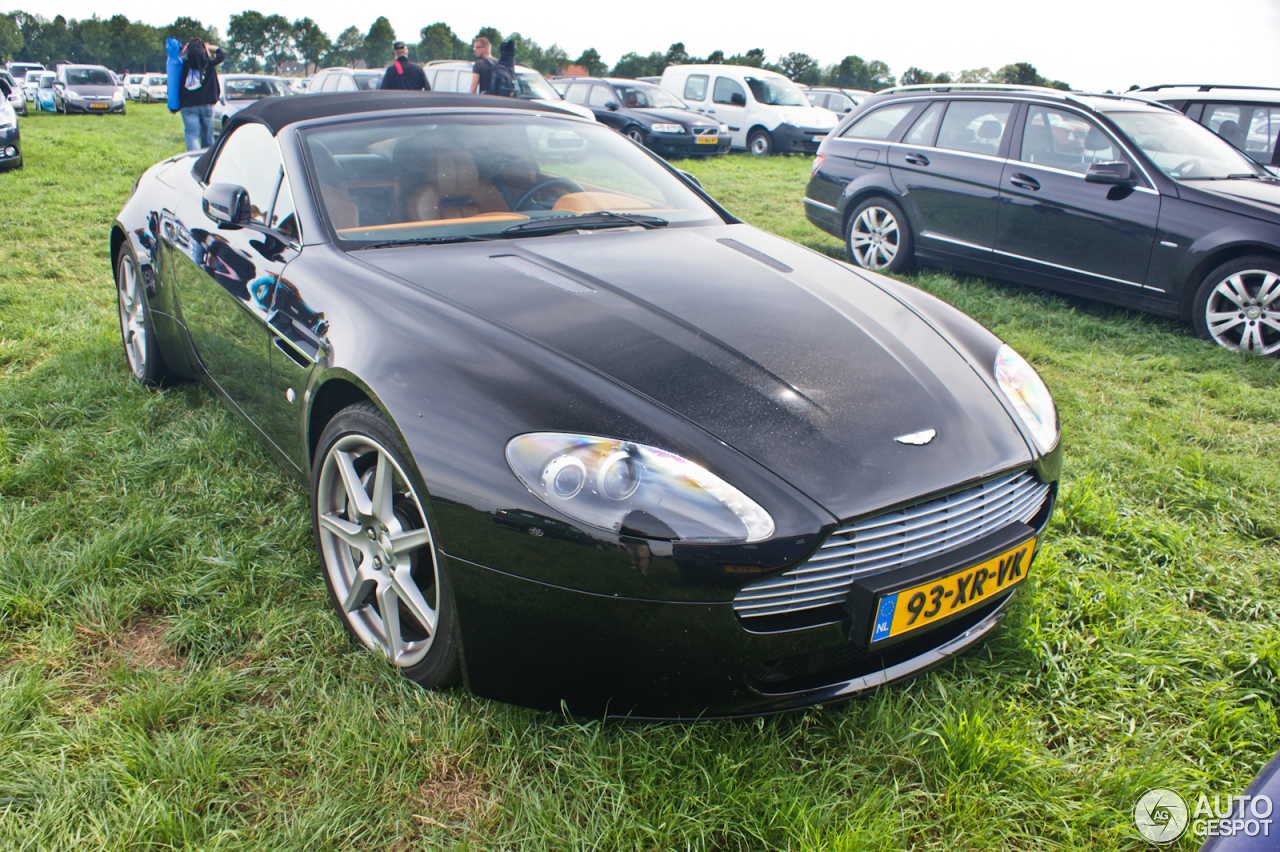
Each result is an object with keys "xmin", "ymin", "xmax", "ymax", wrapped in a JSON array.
[
  {"xmin": 638, "ymin": 107, "xmax": 717, "ymax": 126},
  {"xmin": 1181, "ymin": 177, "xmax": 1280, "ymax": 219},
  {"xmin": 67, "ymin": 85, "xmax": 117, "ymax": 96},
  {"xmin": 354, "ymin": 225, "xmax": 1033, "ymax": 519}
]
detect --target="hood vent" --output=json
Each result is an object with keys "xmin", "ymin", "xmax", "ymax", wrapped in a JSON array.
[
  {"xmin": 716, "ymin": 239, "xmax": 793, "ymax": 273},
  {"xmin": 490, "ymin": 255, "xmax": 594, "ymax": 294}
]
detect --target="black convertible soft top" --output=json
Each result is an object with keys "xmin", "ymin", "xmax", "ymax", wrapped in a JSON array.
[{"xmin": 194, "ymin": 91, "xmax": 580, "ymax": 180}]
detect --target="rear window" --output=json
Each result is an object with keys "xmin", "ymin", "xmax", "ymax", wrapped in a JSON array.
[{"xmin": 840, "ymin": 104, "xmax": 916, "ymax": 141}]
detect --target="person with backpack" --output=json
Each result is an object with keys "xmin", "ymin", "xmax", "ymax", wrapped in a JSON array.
[
  {"xmin": 468, "ymin": 37, "xmax": 515, "ymax": 97},
  {"xmin": 380, "ymin": 41, "xmax": 429, "ymax": 91},
  {"xmin": 176, "ymin": 39, "xmax": 226, "ymax": 151}
]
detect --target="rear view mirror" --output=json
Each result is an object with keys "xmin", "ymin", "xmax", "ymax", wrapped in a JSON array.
[
  {"xmin": 203, "ymin": 183, "xmax": 251, "ymax": 225},
  {"xmin": 1084, "ymin": 161, "xmax": 1136, "ymax": 186}
]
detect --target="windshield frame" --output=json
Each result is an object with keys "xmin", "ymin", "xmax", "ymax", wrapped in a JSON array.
[
  {"xmin": 1105, "ymin": 108, "xmax": 1270, "ymax": 181},
  {"xmin": 296, "ymin": 111, "xmax": 727, "ymax": 249}
]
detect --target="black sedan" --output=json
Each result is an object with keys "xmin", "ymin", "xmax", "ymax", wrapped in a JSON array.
[
  {"xmin": 111, "ymin": 92, "xmax": 1060, "ymax": 718},
  {"xmin": 560, "ymin": 77, "xmax": 730, "ymax": 157},
  {"xmin": 805, "ymin": 86, "xmax": 1280, "ymax": 356}
]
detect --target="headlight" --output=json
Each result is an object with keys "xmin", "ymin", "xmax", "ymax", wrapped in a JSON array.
[
  {"xmin": 994, "ymin": 345, "xmax": 1057, "ymax": 453},
  {"xmin": 719, "ymin": 124, "xmax": 730, "ymax": 134},
  {"xmin": 112, "ymin": 91, "xmax": 124, "ymax": 103},
  {"xmin": 649, "ymin": 123, "xmax": 683, "ymax": 134},
  {"xmin": 506, "ymin": 433, "xmax": 775, "ymax": 542}
]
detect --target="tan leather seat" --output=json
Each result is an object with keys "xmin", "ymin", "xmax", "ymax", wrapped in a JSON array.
[
  {"xmin": 312, "ymin": 146, "xmax": 360, "ymax": 230},
  {"xmin": 407, "ymin": 150, "xmax": 508, "ymax": 221}
]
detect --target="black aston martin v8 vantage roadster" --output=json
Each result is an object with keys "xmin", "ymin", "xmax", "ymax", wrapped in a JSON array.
[{"xmin": 111, "ymin": 92, "xmax": 1062, "ymax": 719}]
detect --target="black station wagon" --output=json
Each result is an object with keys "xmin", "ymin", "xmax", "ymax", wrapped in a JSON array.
[{"xmin": 805, "ymin": 85, "xmax": 1280, "ymax": 356}]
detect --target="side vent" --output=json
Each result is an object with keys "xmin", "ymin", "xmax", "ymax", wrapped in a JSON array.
[
  {"xmin": 490, "ymin": 255, "xmax": 594, "ymax": 294},
  {"xmin": 716, "ymin": 239, "xmax": 793, "ymax": 273}
]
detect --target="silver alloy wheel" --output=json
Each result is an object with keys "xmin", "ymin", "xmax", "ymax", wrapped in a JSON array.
[
  {"xmin": 316, "ymin": 433, "xmax": 440, "ymax": 669},
  {"xmin": 626, "ymin": 128, "xmax": 645, "ymax": 146},
  {"xmin": 749, "ymin": 132, "xmax": 771, "ymax": 155},
  {"xmin": 849, "ymin": 205, "xmax": 901, "ymax": 270},
  {"xmin": 116, "ymin": 251, "xmax": 147, "ymax": 379},
  {"xmin": 1203, "ymin": 268, "xmax": 1280, "ymax": 355}
]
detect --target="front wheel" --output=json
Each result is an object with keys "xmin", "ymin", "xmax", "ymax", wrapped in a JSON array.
[
  {"xmin": 747, "ymin": 129, "xmax": 773, "ymax": 156},
  {"xmin": 625, "ymin": 126, "xmax": 646, "ymax": 147},
  {"xmin": 1192, "ymin": 256, "xmax": 1280, "ymax": 356},
  {"xmin": 845, "ymin": 197, "xmax": 914, "ymax": 273},
  {"xmin": 116, "ymin": 244, "xmax": 169, "ymax": 386},
  {"xmin": 313, "ymin": 402, "xmax": 461, "ymax": 688}
]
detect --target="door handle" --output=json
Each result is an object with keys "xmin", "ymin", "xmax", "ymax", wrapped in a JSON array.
[
  {"xmin": 904, "ymin": 153, "xmax": 930, "ymax": 166},
  {"xmin": 1010, "ymin": 173, "xmax": 1040, "ymax": 191}
]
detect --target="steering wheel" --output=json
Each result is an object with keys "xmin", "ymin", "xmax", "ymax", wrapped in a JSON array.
[
  {"xmin": 513, "ymin": 178, "xmax": 585, "ymax": 212},
  {"xmin": 1170, "ymin": 158, "xmax": 1199, "ymax": 178}
]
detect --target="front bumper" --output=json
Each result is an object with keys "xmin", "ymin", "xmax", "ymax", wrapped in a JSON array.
[
  {"xmin": 648, "ymin": 132, "xmax": 732, "ymax": 158},
  {"xmin": 0, "ymin": 125, "xmax": 21, "ymax": 169},
  {"xmin": 65, "ymin": 100, "xmax": 124, "ymax": 114},
  {"xmin": 773, "ymin": 123, "xmax": 832, "ymax": 155}
]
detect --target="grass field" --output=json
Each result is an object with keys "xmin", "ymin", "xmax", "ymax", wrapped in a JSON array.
[{"xmin": 0, "ymin": 101, "xmax": 1277, "ymax": 851}]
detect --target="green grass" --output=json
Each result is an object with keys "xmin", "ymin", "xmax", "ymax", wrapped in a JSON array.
[{"xmin": 0, "ymin": 103, "xmax": 1277, "ymax": 851}]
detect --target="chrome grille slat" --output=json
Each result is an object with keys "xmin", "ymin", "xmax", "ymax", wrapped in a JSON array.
[{"xmin": 734, "ymin": 472, "xmax": 1049, "ymax": 620}]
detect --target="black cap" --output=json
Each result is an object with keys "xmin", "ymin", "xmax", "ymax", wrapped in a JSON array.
[{"xmin": 393, "ymin": 41, "xmax": 406, "ymax": 51}]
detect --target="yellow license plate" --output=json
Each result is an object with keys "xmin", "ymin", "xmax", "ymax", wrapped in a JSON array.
[
  {"xmin": 870, "ymin": 538, "xmax": 1035, "ymax": 643},
  {"xmin": 695, "ymin": 136, "xmax": 718, "ymax": 144},
  {"xmin": 89, "ymin": 103, "xmax": 109, "ymax": 109}
]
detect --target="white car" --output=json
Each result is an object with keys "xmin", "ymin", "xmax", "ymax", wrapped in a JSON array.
[
  {"xmin": 23, "ymin": 70, "xmax": 43, "ymax": 103},
  {"xmin": 138, "ymin": 73, "xmax": 168, "ymax": 103},
  {"xmin": 290, "ymin": 76, "xmax": 311, "ymax": 94},
  {"xmin": 124, "ymin": 74, "xmax": 145, "ymax": 100},
  {"xmin": 660, "ymin": 64, "xmax": 838, "ymax": 155},
  {"xmin": 423, "ymin": 60, "xmax": 596, "ymax": 122}
]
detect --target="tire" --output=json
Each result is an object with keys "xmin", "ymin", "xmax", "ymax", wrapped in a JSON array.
[
  {"xmin": 115, "ymin": 243, "xmax": 169, "ymax": 386},
  {"xmin": 1191, "ymin": 255, "xmax": 1280, "ymax": 356},
  {"xmin": 747, "ymin": 128, "xmax": 773, "ymax": 156},
  {"xmin": 312, "ymin": 402, "xmax": 461, "ymax": 688},
  {"xmin": 845, "ymin": 196, "xmax": 914, "ymax": 274},
  {"xmin": 625, "ymin": 126, "xmax": 647, "ymax": 147}
]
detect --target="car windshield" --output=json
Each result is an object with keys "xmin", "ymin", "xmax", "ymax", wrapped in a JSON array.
[
  {"xmin": 67, "ymin": 68, "xmax": 114, "ymax": 86},
  {"xmin": 514, "ymin": 71, "xmax": 560, "ymax": 101},
  {"xmin": 225, "ymin": 78, "xmax": 291, "ymax": 100},
  {"xmin": 303, "ymin": 114, "xmax": 721, "ymax": 245},
  {"xmin": 25, "ymin": 71, "xmax": 42, "ymax": 84},
  {"xmin": 612, "ymin": 83, "xmax": 687, "ymax": 110},
  {"xmin": 1107, "ymin": 110, "xmax": 1267, "ymax": 180},
  {"xmin": 145, "ymin": 76, "xmax": 166, "ymax": 86},
  {"xmin": 744, "ymin": 75, "xmax": 808, "ymax": 106},
  {"xmin": 39, "ymin": 74, "xmax": 54, "ymax": 87},
  {"xmin": 128, "ymin": 75, "xmax": 143, "ymax": 84}
]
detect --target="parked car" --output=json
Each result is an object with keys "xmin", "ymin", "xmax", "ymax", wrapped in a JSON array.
[
  {"xmin": 54, "ymin": 64, "xmax": 126, "ymax": 114},
  {"xmin": 0, "ymin": 70, "xmax": 25, "ymax": 116},
  {"xmin": 802, "ymin": 86, "xmax": 873, "ymax": 115},
  {"xmin": 661, "ymin": 64, "xmax": 839, "ymax": 155},
  {"xmin": 124, "ymin": 74, "xmax": 145, "ymax": 100},
  {"xmin": 1139, "ymin": 85, "xmax": 1280, "ymax": 169},
  {"xmin": 306, "ymin": 67, "xmax": 386, "ymax": 93},
  {"xmin": 110, "ymin": 91, "xmax": 1060, "ymax": 718},
  {"xmin": 0, "ymin": 93, "xmax": 19, "ymax": 171},
  {"xmin": 213, "ymin": 74, "xmax": 293, "ymax": 138},
  {"xmin": 137, "ymin": 73, "xmax": 168, "ymax": 103},
  {"xmin": 805, "ymin": 84, "xmax": 1280, "ymax": 356},
  {"xmin": 290, "ymin": 76, "xmax": 311, "ymax": 93},
  {"xmin": 6, "ymin": 61, "xmax": 43, "ymax": 84},
  {"xmin": 34, "ymin": 71, "xmax": 56, "ymax": 112},
  {"xmin": 23, "ymin": 69, "xmax": 42, "ymax": 102},
  {"xmin": 558, "ymin": 76, "xmax": 730, "ymax": 157},
  {"xmin": 423, "ymin": 60, "xmax": 596, "ymax": 122}
]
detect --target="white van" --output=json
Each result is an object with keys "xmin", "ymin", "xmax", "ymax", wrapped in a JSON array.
[
  {"xmin": 660, "ymin": 64, "xmax": 838, "ymax": 155},
  {"xmin": 424, "ymin": 61, "xmax": 596, "ymax": 122}
]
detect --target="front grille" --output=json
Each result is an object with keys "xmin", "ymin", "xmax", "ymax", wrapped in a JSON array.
[
  {"xmin": 692, "ymin": 126, "xmax": 718, "ymax": 136},
  {"xmin": 733, "ymin": 471, "xmax": 1051, "ymax": 621}
]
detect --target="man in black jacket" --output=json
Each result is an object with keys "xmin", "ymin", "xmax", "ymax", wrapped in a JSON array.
[
  {"xmin": 380, "ymin": 42, "xmax": 429, "ymax": 91},
  {"xmin": 177, "ymin": 40, "xmax": 226, "ymax": 150}
]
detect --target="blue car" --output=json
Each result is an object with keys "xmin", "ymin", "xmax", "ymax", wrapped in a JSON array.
[{"xmin": 35, "ymin": 72, "xmax": 56, "ymax": 113}]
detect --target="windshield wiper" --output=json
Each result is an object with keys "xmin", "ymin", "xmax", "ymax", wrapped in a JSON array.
[
  {"xmin": 502, "ymin": 212, "xmax": 669, "ymax": 235},
  {"xmin": 363, "ymin": 234, "xmax": 500, "ymax": 249}
]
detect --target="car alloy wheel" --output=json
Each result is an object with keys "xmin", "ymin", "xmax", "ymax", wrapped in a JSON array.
[
  {"xmin": 625, "ymin": 127, "xmax": 646, "ymax": 147},
  {"xmin": 846, "ymin": 197, "xmax": 914, "ymax": 273},
  {"xmin": 313, "ymin": 402, "xmax": 461, "ymax": 687},
  {"xmin": 1193, "ymin": 256, "xmax": 1280, "ymax": 356},
  {"xmin": 748, "ymin": 129, "xmax": 773, "ymax": 156},
  {"xmin": 115, "ymin": 245, "xmax": 168, "ymax": 386}
]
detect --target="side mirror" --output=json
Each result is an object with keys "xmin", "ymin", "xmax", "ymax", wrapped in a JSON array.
[
  {"xmin": 730, "ymin": 92, "xmax": 746, "ymax": 106},
  {"xmin": 605, "ymin": 101, "xmax": 619, "ymax": 111},
  {"xmin": 1084, "ymin": 161, "xmax": 1137, "ymax": 186},
  {"xmin": 203, "ymin": 183, "xmax": 251, "ymax": 225}
]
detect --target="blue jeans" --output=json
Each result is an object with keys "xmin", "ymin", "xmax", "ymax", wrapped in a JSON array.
[{"xmin": 181, "ymin": 104, "xmax": 214, "ymax": 150}]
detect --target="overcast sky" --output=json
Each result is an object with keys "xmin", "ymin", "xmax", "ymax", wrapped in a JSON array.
[{"xmin": 43, "ymin": 0, "xmax": 1280, "ymax": 91}]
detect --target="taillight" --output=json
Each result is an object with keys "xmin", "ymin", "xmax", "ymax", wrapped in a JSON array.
[{"xmin": 811, "ymin": 154, "xmax": 825, "ymax": 175}]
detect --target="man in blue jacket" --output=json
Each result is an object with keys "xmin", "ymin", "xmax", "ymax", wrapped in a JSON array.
[{"xmin": 176, "ymin": 40, "xmax": 226, "ymax": 150}]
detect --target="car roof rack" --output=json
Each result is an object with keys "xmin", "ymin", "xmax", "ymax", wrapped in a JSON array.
[
  {"xmin": 876, "ymin": 83, "xmax": 1179, "ymax": 113},
  {"xmin": 1138, "ymin": 84, "xmax": 1280, "ymax": 93}
]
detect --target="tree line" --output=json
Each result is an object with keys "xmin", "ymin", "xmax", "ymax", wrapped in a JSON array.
[{"xmin": 0, "ymin": 10, "xmax": 1071, "ymax": 91}]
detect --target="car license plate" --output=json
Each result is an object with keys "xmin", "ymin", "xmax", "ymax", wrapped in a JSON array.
[
  {"xmin": 695, "ymin": 136, "xmax": 718, "ymax": 144},
  {"xmin": 870, "ymin": 538, "xmax": 1035, "ymax": 643},
  {"xmin": 811, "ymin": 135, "xmax": 827, "ymax": 142},
  {"xmin": 90, "ymin": 103, "xmax": 108, "ymax": 109}
]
